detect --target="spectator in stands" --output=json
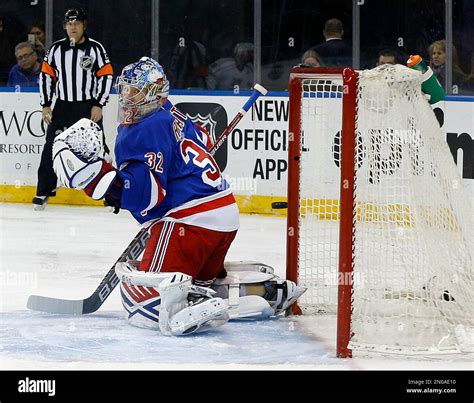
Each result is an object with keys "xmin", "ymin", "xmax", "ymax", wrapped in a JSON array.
[
  {"xmin": 0, "ymin": 16, "xmax": 16, "ymax": 85},
  {"xmin": 301, "ymin": 49, "xmax": 322, "ymax": 67},
  {"xmin": 428, "ymin": 40, "xmax": 467, "ymax": 91},
  {"xmin": 310, "ymin": 18, "xmax": 351, "ymax": 67},
  {"xmin": 28, "ymin": 23, "xmax": 46, "ymax": 59},
  {"xmin": 7, "ymin": 42, "xmax": 41, "ymax": 87},
  {"xmin": 376, "ymin": 48, "xmax": 402, "ymax": 66},
  {"xmin": 168, "ymin": 16, "xmax": 208, "ymax": 89},
  {"xmin": 206, "ymin": 42, "xmax": 254, "ymax": 90}
]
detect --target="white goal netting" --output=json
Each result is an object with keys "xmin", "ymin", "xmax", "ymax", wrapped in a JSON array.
[{"xmin": 295, "ymin": 65, "xmax": 474, "ymax": 354}]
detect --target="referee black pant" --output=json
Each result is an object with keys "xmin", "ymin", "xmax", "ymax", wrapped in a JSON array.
[{"xmin": 35, "ymin": 100, "xmax": 110, "ymax": 197}]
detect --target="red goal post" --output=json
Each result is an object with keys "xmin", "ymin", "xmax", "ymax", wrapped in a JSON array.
[{"xmin": 287, "ymin": 67, "xmax": 355, "ymax": 357}]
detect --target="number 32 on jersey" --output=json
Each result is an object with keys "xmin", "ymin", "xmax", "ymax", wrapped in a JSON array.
[
  {"xmin": 180, "ymin": 138, "xmax": 222, "ymax": 187},
  {"xmin": 144, "ymin": 151, "xmax": 164, "ymax": 173}
]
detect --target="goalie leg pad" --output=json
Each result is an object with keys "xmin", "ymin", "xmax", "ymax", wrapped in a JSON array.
[
  {"xmin": 158, "ymin": 274, "xmax": 230, "ymax": 336},
  {"xmin": 169, "ymin": 297, "xmax": 230, "ymax": 336},
  {"xmin": 211, "ymin": 270, "xmax": 307, "ymax": 319},
  {"xmin": 223, "ymin": 261, "xmax": 275, "ymax": 274},
  {"xmin": 116, "ymin": 262, "xmax": 230, "ymax": 336},
  {"xmin": 217, "ymin": 260, "xmax": 274, "ymax": 280},
  {"xmin": 117, "ymin": 262, "xmax": 170, "ymax": 330},
  {"xmin": 213, "ymin": 270, "xmax": 275, "ymax": 287},
  {"xmin": 119, "ymin": 277, "xmax": 162, "ymax": 330},
  {"xmin": 227, "ymin": 295, "xmax": 274, "ymax": 320},
  {"xmin": 157, "ymin": 273, "xmax": 194, "ymax": 335}
]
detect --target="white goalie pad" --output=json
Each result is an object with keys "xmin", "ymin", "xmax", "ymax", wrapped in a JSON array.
[
  {"xmin": 227, "ymin": 295, "xmax": 274, "ymax": 320},
  {"xmin": 213, "ymin": 270, "xmax": 275, "ymax": 286},
  {"xmin": 212, "ymin": 269, "xmax": 307, "ymax": 319},
  {"xmin": 158, "ymin": 273, "xmax": 230, "ymax": 336},
  {"xmin": 115, "ymin": 262, "xmax": 172, "ymax": 330},
  {"xmin": 116, "ymin": 261, "xmax": 182, "ymax": 287},
  {"xmin": 223, "ymin": 261, "xmax": 274, "ymax": 274},
  {"xmin": 115, "ymin": 262, "xmax": 230, "ymax": 336},
  {"xmin": 169, "ymin": 297, "xmax": 230, "ymax": 336},
  {"xmin": 213, "ymin": 271, "xmax": 275, "ymax": 319}
]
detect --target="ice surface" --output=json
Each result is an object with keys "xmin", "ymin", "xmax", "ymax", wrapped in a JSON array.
[{"xmin": 0, "ymin": 203, "xmax": 472, "ymax": 369}]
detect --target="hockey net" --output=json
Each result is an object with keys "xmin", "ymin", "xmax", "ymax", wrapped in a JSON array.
[{"xmin": 286, "ymin": 65, "xmax": 474, "ymax": 356}]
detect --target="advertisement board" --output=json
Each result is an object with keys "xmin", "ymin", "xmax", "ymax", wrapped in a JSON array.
[{"xmin": 0, "ymin": 91, "xmax": 473, "ymax": 212}]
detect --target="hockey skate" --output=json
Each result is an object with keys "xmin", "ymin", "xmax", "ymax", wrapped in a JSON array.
[
  {"xmin": 32, "ymin": 196, "xmax": 49, "ymax": 211},
  {"xmin": 32, "ymin": 190, "xmax": 56, "ymax": 211},
  {"xmin": 263, "ymin": 278, "xmax": 306, "ymax": 315}
]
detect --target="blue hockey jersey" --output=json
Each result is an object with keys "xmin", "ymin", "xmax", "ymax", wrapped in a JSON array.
[{"xmin": 114, "ymin": 104, "xmax": 239, "ymax": 231}]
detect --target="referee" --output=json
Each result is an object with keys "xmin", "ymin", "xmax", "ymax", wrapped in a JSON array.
[{"xmin": 33, "ymin": 8, "xmax": 113, "ymax": 210}]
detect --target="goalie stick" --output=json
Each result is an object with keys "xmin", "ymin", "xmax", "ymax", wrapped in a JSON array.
[
  {"xmin": 27, "ymin": 84, "xmax": 268, "ymax": 315},
  {"xmin": 27, "ymin": 228, "xmax": 150, "ymax": 314}
]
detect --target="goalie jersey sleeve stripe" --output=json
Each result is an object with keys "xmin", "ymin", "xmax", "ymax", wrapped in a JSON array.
[
  {"xmin": 140, "ymin": 170, "xmax": 166, "ymax": 217},
  {"xmin": 118, "ymin": 162, "xmax": 167, "ymax": 215}
]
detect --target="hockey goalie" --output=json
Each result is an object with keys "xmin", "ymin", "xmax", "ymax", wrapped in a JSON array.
[{"xmin": 51, "ymin": 57, "xmax": 306, "ymax": 336}]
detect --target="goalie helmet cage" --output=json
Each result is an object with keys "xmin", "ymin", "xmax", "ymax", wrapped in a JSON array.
[{"xmin": 286, "ymin": 65, "xmax": 474, "ymax": 358}]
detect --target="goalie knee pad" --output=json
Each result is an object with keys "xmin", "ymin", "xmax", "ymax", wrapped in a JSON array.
[{"xmin": 115, "ymin": 262, "xmax": 230, "ymax": 336}]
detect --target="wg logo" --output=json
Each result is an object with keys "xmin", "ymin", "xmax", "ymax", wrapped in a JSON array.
[{"xmin": 175, "ymin": 102, "xmax": 228, "ymax": 172}]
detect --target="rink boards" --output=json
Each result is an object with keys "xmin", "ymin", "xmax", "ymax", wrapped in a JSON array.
[{"xmin": 0, "ymin": 89, "xmax": 473, "ymax": 214}]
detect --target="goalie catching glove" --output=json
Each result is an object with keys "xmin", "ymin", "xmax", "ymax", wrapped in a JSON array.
[{"xmin": 52, "ymin": 118, "xmax": 122, "ymax": 204}]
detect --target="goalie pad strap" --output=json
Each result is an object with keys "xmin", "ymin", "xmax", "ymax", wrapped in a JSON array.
[
  {"xmin": 228, "ymin": 284, "xmax": 240, "ymax": 306},
  {"xmin": 224, "ymin": 261, "xmax": 274, "ymax": 274},
  {"xmin": 213, "ymin": 271, "xmax": 275, "ymax": 286}
]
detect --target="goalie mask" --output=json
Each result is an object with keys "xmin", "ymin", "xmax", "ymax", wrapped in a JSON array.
[{"xmin": 116, "ymin": 57, "xmax": 170, "ymax": 124}]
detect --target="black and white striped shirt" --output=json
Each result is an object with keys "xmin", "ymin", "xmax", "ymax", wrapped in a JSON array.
[{"xmin": 39, "ymin": 34, "xmax": 113, "ymax": 107}]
